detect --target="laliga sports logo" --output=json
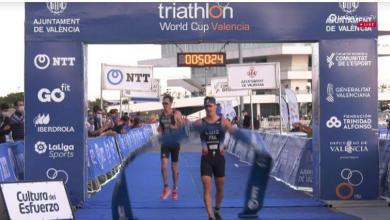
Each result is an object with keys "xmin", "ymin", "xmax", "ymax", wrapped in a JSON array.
[
  {"xmin": 326, "ymin": 116, "xmax": 342, "ymax": 128},
  {"xmin": 247, "ymin": 67, "xmax": 257, "ymax": 79},
  {"xmin": 326, "ymin": 83, "xmax": 335, "ymax": 103},
  {"xmin": 336, "ymin": 168, "xmax": 363, "ymax": 200},
  {"xmin": 46, "ymin": 168, "xmax": 69, "ymax": 184},
  {"xmin": 327, "ymin": 53, "xmax": 335, "ymax": 69},
  {"xmin": 107, "ymin": 69, "xmax": 123, "ymax": 85},
  {"xmin": 34, "ymin": 141, "xmax": 48, "ymax": 154},
  {"xmin": 339, "ymin": 2, "xmax": 359, "ymax": 14},
  {"xmin": 46, "ymin": 2, "xmax": 67, "ymax": 15}
]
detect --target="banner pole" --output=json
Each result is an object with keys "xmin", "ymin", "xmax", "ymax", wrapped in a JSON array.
[
  {"xmin": 120, "ymin": 90, "xmax": 123, "ymax": 117},
  {"xmin": 100, "ymin": 63, "xmax": 104, "ymax": 110},
  {"xmin": 278, "ymin": 63, "xmax": 282, "ymax": 134},
  {"xmin": 250, "ymin": 89, "xmax": 254, "ymax": 130}
]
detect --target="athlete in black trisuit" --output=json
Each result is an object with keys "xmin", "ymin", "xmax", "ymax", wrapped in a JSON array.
[
  {"xmin": 195, "ymin": 96, "xmax": 236, "ymax": 220},
  {"xmin": 158, "ymin": 93, "xmax": 183, "ymax": 200}
]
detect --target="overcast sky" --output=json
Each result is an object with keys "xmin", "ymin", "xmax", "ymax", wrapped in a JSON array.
[{"xmin": 0, "ymin": 2, "xmax": 389, "ymax": 100}]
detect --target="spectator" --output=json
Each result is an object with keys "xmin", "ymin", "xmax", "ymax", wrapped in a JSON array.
[
  {"xmin": 253, "ymin": 115, "xmax": 260, "ymax": 130},
  {"xmin": 290, "ymin": 122, "xmax": 312, "ymax": 137},
  {"xmin": 0, "ymin": 103, "xmax": 11, "ymax": 143},
  {"xmin": 113, "ymin": 115, "xmax": 129, "ymax": 134},
  {"xmin": 9, "ymin": 100, "xmax": 24, "ymax": 141},
  {"xmin": 242, "ymin": 111, "xmax": 251, "ymax": 129},
  {"xmin": 131, "ymin": 117, "xmax": 142, "ymax": 129},
  {"xmin": 93, "ymin": 106, "xmax": 103, "ymax": 131}
]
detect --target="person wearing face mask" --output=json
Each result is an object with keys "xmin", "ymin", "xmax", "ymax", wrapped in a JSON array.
[
  {"xmin": 0, "ymin": 103, "xmax": 11, "ymax": 143},
  {"xmin": 9, "ymin": 100, "xmax": 24, "ymax": 141},
  {"xmin": 93, "ymin": 106, "xmax": 103, "ymax": 131}
]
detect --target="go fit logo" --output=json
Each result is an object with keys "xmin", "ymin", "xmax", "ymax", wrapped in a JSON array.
[
  {"xmin": 158, "ymin": 3, "xmax": 233, "ymax": 19},
  {"xmin": 37, "ymin": 83, "xmax": 71, "ymax": 103}
]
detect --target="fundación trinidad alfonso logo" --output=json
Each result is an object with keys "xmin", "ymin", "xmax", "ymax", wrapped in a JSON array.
[
  {"xmin": 336, "ymin": 168, "xmax": 363, "ymax": 200},
  {"xmin": 107, "ymin": 69, "xmax": 124, "ymax": 85},
  {"xmin": 247, "ymin": 67, "xmax": 257, "ymax": 79},
  {"xmin": 326, "ymin": 116, "xmax": 342, "ymax": 128},
  {"xmin": 46, "ymin": 2, "xmax": 67, "ymax": 15},
  {"xmin": 339, "ymin": 2, "xmax": 359, "ymax": 14}
]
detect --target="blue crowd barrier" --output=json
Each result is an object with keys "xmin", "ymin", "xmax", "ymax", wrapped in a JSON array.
[
  {"xmin": 0, "ymin": 142, "xmax": 18, "ymax": 182},
  {"xmin": 87, "ymin": 135, "xmax": 122, "ymax": 180},
  {"xmin": 228, "ymin": 130, "xmax": 390, "ymax": 196},
  {"xmin": 10, "ymin": 141, "xmax": 25, "ymax": 180},
  {"xmin": 87, "ymin": 125, "xmax": 154, "ymax": 181},
  {"xmin": 0, "ymin": 124, "xmax": 156, "ymax": 188},
  {"xmin": 379, "ymin": 139, "xmax": 390, "ymax": 197},
  {"xmin": 226, "ymin": 131, "xmax": 313, "ymax": 188}
]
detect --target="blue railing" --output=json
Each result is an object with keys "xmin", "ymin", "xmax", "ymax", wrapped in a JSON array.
[{"xmin": 0, "ymin": 124, "xmax": 156, "ymax": 186}]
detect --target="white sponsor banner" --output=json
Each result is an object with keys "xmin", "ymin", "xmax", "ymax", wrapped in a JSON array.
[
  {"xmin": 227, "ymin": 63, "xmax": 279, "ymax": 90},
  {"xmin": 0, "ymin": 181, "xmax": 73, "ymax": 220},
  {"xmin": 122, "ymin": 79, "xmax": 160, "ymax": 98},
  {"xmin": 101, "ymin": 64, "xmax": 153, "ymax": 91},
  {"xmin": 280, "ymin": 96, "xmax": 289, "ymax": 129},
  {"xmin": 210, "ymin": 77, "xmax": 248, "ymax": 97},
  {"xmin": 285, "ymin": 88, "xmax": 300, "ymax": 127},
  {"xmin": 218, "ymin": 100, "xmax": 237, "ymax": 120}
]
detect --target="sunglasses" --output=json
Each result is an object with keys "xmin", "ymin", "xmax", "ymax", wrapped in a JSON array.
[
  {"xmin": 162, "ymin": 102, "xmax": 170, "ymax": 105},
  {"xmin": 205, "ymin": 104, "xmax": 214, "ymax": 108}
]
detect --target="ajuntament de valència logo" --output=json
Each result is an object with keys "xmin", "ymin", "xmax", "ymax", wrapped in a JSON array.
[
  {"xmin": 46, "ymin": 2, "xmax": 67, "ymax": 15},
  {"xmin": 325, "ymin": 2, "xmax": 376, "ymax": 33}
]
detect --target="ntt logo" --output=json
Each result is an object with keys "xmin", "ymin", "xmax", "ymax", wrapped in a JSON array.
[{"xmin": 158, "ymin": 3, "xmax": 233, "ymax": 19}]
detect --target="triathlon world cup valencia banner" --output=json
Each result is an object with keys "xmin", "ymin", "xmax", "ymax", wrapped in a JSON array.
[
  {"xmin": 25, "ymin": 2, "xmax": 377, "ymax": 42},
  {"xmin": 318, "ymin": 39, "xmax": 378, "ymax": 200},
  {"xmin": 25, "ymin": 42, "xmax": 87, "ymax": 205},
  {"xmin": 25, "ymin": 2, "xmax": 378, "ymax": 205}
]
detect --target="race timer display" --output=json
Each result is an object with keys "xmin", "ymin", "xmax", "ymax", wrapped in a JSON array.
[{"xmin": 177, "ymin": 52, "xmax": 226, "ymax": 67}]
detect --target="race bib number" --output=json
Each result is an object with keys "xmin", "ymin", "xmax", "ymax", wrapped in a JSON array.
[{"xmin": 209, "ymin": 144, "xmax": 218, "ymax": 150}]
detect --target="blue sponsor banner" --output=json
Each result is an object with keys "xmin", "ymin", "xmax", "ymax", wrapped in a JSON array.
[
  {"xmin": 0, "ymin": 143, "xmax": 17, "ymax": 182},
  {"xmin": 318, "ymin": 39, "xmax": 378, "ymax": 200},
  {"xmin": 26, "ymin": 2, "xmax": 377, "ymax": 43},
  {"xmin": 24, "ymin": 42, "xmax": 87, "ymax": 205}
]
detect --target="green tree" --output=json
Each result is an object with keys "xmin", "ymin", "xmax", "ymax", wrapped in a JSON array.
[{"xmin": 0, "ymin": 92, "xmax": 24, "ymax": 107}]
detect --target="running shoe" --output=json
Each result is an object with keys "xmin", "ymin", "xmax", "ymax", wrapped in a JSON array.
[
  {"xmin": 160, "ymin": 187, "xmax": 171, "ymax": 200},
  {"xmin": 172, "ymin": 188, "xmax": 178, "ymax": 200},
  {"xmin": 214, "ymin": 208, "xmax": 222, "ymax": 220}
]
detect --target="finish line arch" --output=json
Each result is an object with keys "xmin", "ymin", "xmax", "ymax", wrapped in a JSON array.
[{"xmin": 25, "ymin": 2, "xmax": 379, "ymax": 207}]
